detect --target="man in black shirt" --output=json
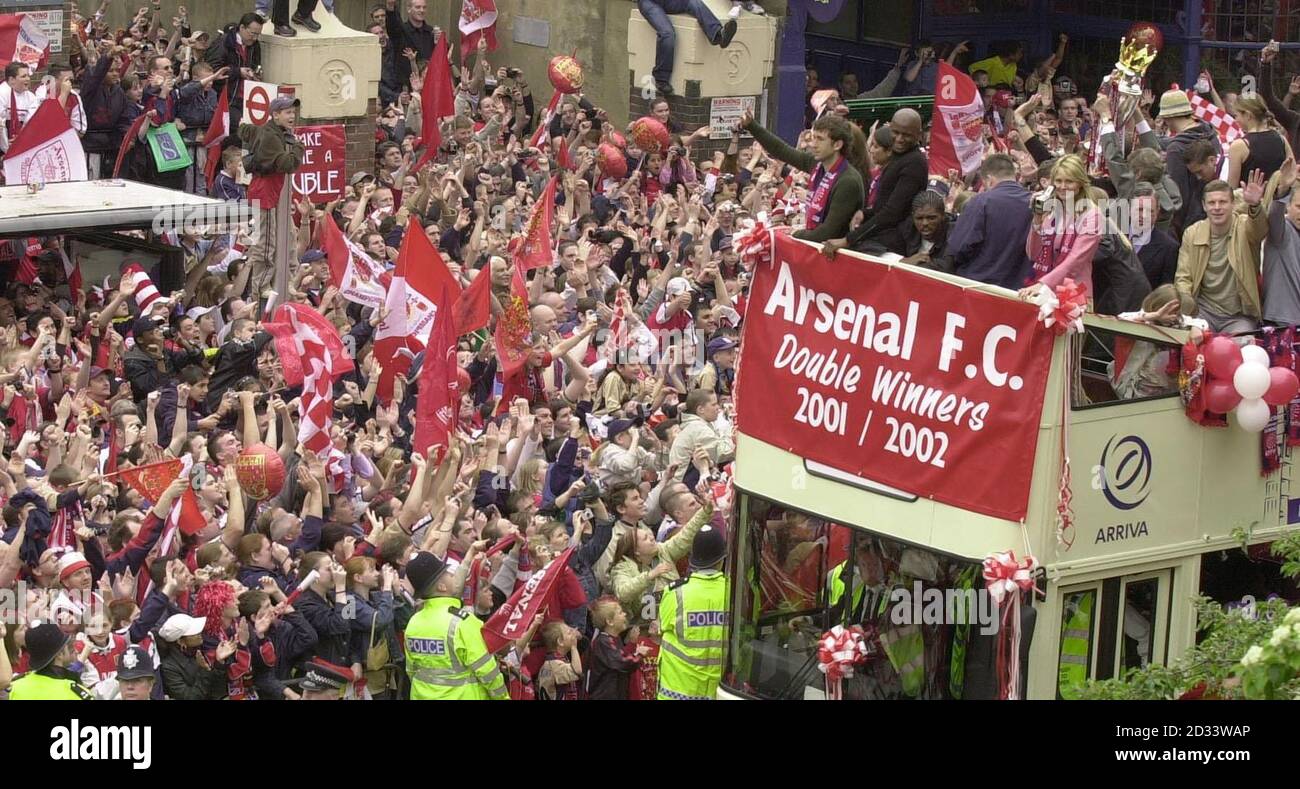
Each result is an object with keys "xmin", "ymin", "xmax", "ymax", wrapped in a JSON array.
[{"xmin": 385, "ymin": 0, "xmax": 435, "ymax": 96}]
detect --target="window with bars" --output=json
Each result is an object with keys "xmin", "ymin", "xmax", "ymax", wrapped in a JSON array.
[
  {"xmin": 1055, "ymin": 33, "xmax": 1184, "ymax": 98},
  {"xmin": 1202, "ymin": 0, "xmax": 1298, "ymax": 44},
  {"xmin": 931, "ymin": 0, "xmax": 1031, "ymax": 13},
  {"xmin": 1048, "ymin": 0, "xmax": 1181, "ymax": 24}
]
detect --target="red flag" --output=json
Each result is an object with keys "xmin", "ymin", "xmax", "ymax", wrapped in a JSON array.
[
  {"xmin": 416, "ymin": 32, "xmax": 456, "ymax": 171},
  {"xmin": 529, "ymin": 91, "xmax": 562, "ymax": 148},
  {"xmin": 413, "ymin": 283, "xmax": 459, "ymax": 457},
  {"xmin": 452, "ymin": 263, "xmax": 491, "ymax": 335},
  {"xmin": 467, "ymin": 533, "xmax": 516, "ymax": 606},
  {"xmin": 512, "ymin": 175, "xmax": 557, "ymax": 272},
  {"xmin": 458, "ymin": 0, "xmax": 499, "ymax": 64},
  {"xmin": 112, "ymin": 112, "xmax": 151, "ymax": 178},
  {"xmin": 202, "ymin": 84, "xmax": 230, "ymax": 190},
  {"xmin": 493, "ymin": 261, "xmax": 531, "ymax": 379},
  {"xmin": 928, "ymin": 62, "xmax": 985, "ymax": 178},
  {"xmin": 481, "ymin": 546, "xmax": 574, "ymax": 653},
  {"xmin": 113, "ymin": 458, "xmax": 206, "ymax": 535},
  {"xmin": 555, "ymin": 135, "xmax": 572, "ymax": 170},
  {"xmin": 375, "ymin": 217, "xmax": 461, "ymax": 401}
]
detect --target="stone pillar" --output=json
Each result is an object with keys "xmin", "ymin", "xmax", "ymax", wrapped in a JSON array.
[{"xmin": 258, "ymin": 6, "xmax": 381, "ymax": 185}]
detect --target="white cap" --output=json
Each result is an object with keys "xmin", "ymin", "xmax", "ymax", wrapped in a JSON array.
[
  {"xmin": 666, "ymin": 277, "xmax": 691, "ymax": 297},
  {"xmin": 186, "ymin": 305, "xmax": 217, "ymax": 321},
  {"xmin": 158, "ymin": 613, "xmax": 207, "ymax": 642}
]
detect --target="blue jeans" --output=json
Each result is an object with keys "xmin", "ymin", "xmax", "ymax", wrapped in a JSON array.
[{"xmin": 638, "ymin": 0, "xmax": 722, "ymax": 85}]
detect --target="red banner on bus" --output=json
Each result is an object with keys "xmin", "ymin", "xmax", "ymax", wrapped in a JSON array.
[{"xmin": 736, "ymin": 234, "xmax": 1054, "ymax": 522}]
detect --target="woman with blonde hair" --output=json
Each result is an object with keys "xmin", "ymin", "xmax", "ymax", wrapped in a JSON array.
[
  {"xmin": 1021, "ymin": 154, "xmax": 1102, "ymax": 302},
  {"xmin": 1227, "ymin": 95, "xmax": 1287, "ymax": 189}
]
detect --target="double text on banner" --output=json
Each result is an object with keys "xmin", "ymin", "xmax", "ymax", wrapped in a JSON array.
[
  {"xmin": 735, "ymin": 234, "xmax": 1053, "ymax": 521},
  {"xmin": 928, "ymin": 61, "xmax": 986, "ymax": 178}
]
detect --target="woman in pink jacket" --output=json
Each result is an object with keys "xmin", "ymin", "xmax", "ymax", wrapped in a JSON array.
[{"xmin": 1021, "ymin": 154, "xmax": 1102, "ymax": 301}]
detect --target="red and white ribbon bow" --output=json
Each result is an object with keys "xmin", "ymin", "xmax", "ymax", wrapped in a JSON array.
[
  {"xmin": 817, "ymin": 624, "xmax": 869, "ymax": 700},
  {"xmin": 1030, "ymin": 279, "xmax": 1088, "ymax": 335},
  {"xmin": 981, "ymin": 550, "xmax": 1039, "ymax": 700},
  {"xmin": 732, "ymin": 213, "xmax": 790, "ymax": 271}
]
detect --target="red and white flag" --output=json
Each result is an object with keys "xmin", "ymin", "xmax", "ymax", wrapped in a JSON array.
[
  {"xmin": 529, "ymin": 91, "xmax": 562, "ymax": 148},
  {"xmin": 202, "ymin": 84, "xmax": 231, "ymax": 190},
  {"xmin": 122, "ymin": 261, "xmax": 163, "ymax": 314},
  {"xmin": 1187, "ymin": 90, "xmax": 1244, "ymax": 146},
  {"xmin": 0, "ymin": 14, "xmax": 50, "ymax": 72},
  {"xmin": 374, "ymin": 217, "xmax": 460, "ymax": 402},
  {"xmin": 3, "ymin": 98, "xmax": 87, "ymax": 185},
  {"xmin": 59, "ymin": 247, "xmax": 82, "ymax": 294},
  {"xmin": 928, "ymin": 62, "xmax": 985, "ymax": 177},
  {"xmin": 321, "ymin": 213, "xmax": 390, "ymax": 309},
  {"xmin": 264, "ymin": 303, "xmax": 356, "ymax": 456},
  {"xmin": 412, "ymin": 282, "xmax": 459, "ymax": 458},
  {"xmin": 481, "ymin": 546, "xmax": 574, "ymax": 653},
  {"xmin": 458, "ymin": 0, "xmax": 498, "ymax": 63}
]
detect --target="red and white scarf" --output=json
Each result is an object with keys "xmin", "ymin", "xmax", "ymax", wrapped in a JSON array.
[
  {"xmin": 805, "ymin": 155, "xmax": 847, "ymax": 231},
  {"xmin": 1030, "ymin": 214, "xmax": 1078, "ymax": 285}
]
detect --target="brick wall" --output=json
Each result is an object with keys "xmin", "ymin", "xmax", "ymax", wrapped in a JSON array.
[
  {"xmin": 626, "ymin": 74, "xmax": 779, "ymax": 163},
  {"xmin": 321, "ymin": 99, "xmax": 378, "ymax": 184}
]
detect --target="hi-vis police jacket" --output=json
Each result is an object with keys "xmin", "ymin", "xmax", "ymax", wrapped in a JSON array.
[
  {"xmin": 404, "ymin": 596, "xmax": 508, "ymax": 700},
  {"xmin": 657, "ymin": 569, "xmax": 729, "ymax": 701}
]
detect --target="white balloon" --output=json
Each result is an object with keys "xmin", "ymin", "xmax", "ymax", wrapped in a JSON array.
[
  {"xmin": 1240, "ymin": 344, "xmax": 1271, "ymax": 368},
  {"xmin": 1235, "ymin": 397, "xmax": 1272, "ymax": 432},
  {"xmin": 1233, "ymin": 361, "xmax": 1271, "ymax": 400}
]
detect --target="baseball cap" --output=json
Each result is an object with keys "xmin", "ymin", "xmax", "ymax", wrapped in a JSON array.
[
  {"xmin": 186, "ymin": 305, "xmax": 217, "ymax": 322},
  {"xmin": 666, "ymin": 277, "xmax": 691, "ymax": 297},
  {"xmin": 350, "ymin": 171, "xmax": 373, "ymax": 186},
  {"xmin": 158, "ymin": 613, "xmax": 207, "ymax": 642},
  {"xmin": 115, "ymin": 645, "xmax": 155, "ymax": 680},
  {"xmin": 132, "ymin": 315, "xmax": 162, "ymax": 337},
  {"xmin": 607, "ymin": 416, "xmax": 643, "ymax": 441},
  {"xmin": 269, "ymin": 95, "xmax": 301, "ymax": 113},
  {"xmin": 300, "ymin": 249, "xmax": 326, "ymax": 265},
  {"xmin": 707, "ymin": 336, "xmax": 738, "ymax": 354}
]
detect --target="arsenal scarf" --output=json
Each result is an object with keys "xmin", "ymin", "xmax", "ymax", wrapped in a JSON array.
[{"xmin": 805, "ymin": 155, "xmax": 847, "ymax": 231}]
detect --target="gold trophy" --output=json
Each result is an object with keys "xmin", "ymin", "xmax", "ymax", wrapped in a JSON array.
[{"xmin": 1114, "ymin": 37, "xmax": 1158, "ymax": 96}]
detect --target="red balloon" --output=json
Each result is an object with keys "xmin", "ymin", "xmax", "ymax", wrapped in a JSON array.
[
  {"xmin": 609, "ymin": 130, "xmax": 627, "ymax": 150},
  {"xmin": 1263, "ymin": 366, "xmax": 1300, "ymax": 406},
  {"xmin": 547, "ymin": 55, "xmax": 585, "ymax": 94},
  {"xmin": 596, "ymin": 142, "xmax": 627, "ymax": 179},
  {"xmin": 235, "ymin": 443, "xmax": 288, "ymax": 502},
  {"xmin": 1204, "ymin": 378, "xmax": 1242, "ymax": 414},
  {"xmin": 456, "ymin": 366, "xmax": 472, "ymax": 392},
  {"xmin": 1203, "ymin": 336, "xmax": 1243, "ymax": 381},
  {"xmin": 629, "ymin": 116, "xmax": 671, "ymax": 155}
]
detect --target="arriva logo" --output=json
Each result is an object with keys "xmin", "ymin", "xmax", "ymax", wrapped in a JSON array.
[{"xmin": 1098, "ymin": 434, "xmax": 1152, "ymax": 510}]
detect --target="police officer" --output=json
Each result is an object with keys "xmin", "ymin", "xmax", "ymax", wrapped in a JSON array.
[
  {"xmin": 657, "ymin": 524, "xmax": 729, "ymax": 700},
  {"xmin": 297, "ymin": 658, "xmax": 356, "ymax": 700},
  {"xmin": 403, "ymin": 549, "xmax": 508, "ymax": 700},
  {"xmin": 8, "ymin": 622, "xmax": 92, "ymax": 700}
]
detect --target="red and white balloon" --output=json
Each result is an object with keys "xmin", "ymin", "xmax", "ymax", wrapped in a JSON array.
[{"xmin": 1206, "ymin": 339, "xmax": 1294, "ymax": 433}]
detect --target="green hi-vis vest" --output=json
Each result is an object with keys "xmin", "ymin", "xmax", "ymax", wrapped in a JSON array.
[
  {"xmin": 657, "ymin": 570, "xmax": 729, "ymax": 700},
  {"xmin": 1058, "ymin": 593, "xmax": 1095, "ymax": 700},
  {"xmin": 405, "ymin": 596, "xmax": 508, "ymax": 700}
]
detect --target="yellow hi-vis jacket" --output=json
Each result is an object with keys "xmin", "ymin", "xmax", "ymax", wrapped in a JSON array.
[
  {"xmin": 405, "ymin": 596, "xmax": 508, "ymax": 700},
  {"xmin": 657, "ymin": 570, "xmax": 729, "ymax": 700}
]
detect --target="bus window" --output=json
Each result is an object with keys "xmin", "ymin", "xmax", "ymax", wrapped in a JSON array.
[
  {"xmin": 1057, "ymin": 588, "xmax": 1097, "ymax": 699},
  {"xmin": 725, "ymin": 492, "xmax": 986, "ymax": 700},
  {"xmin": 1120, "ymin": 578, "xmax": 1158, "ymax": 671},
  {"xmin": 1075, "ymin": 327, "xmax": 1182, "ymax": 407}
]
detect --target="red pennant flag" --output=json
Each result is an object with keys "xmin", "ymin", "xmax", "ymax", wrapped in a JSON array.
[
  {"xmin": 555, "ymin": 136, "xmax": 572, "ymax": 170},
  {"xmin": 467, "ymin": 533, "xmax": 516, "ymax": 607},
  {"xmin": 512, "ymin": 175, "xmax": 557, "ymax": 272},
  {"xmin": 452, "ymin": 263, "xmax": 491, "ymax": 335},
  {"xmin": 415, "ymin": 32, "xmax": 456, "ymax": 171},
  {"xmin": 413, "ymin": 283, "xmax": 460, "ymax": 458},
  {"xmin": 202, "ymin": 84, "xmax": 230, "ymax": 190},
  {"xmin": 113, "ymin": 112, "xmax": 151, "ymax": 178},
  {"xmin": 481, "ymin": 546, "xmax": 574, "ymax": 653},
  {"xmin": 112, "ymin": 458, "xmax": 206, "ymax": 536},
  {"xmin": 493, "ymin": 261, "xmax": 531, "ymax": 379}
]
